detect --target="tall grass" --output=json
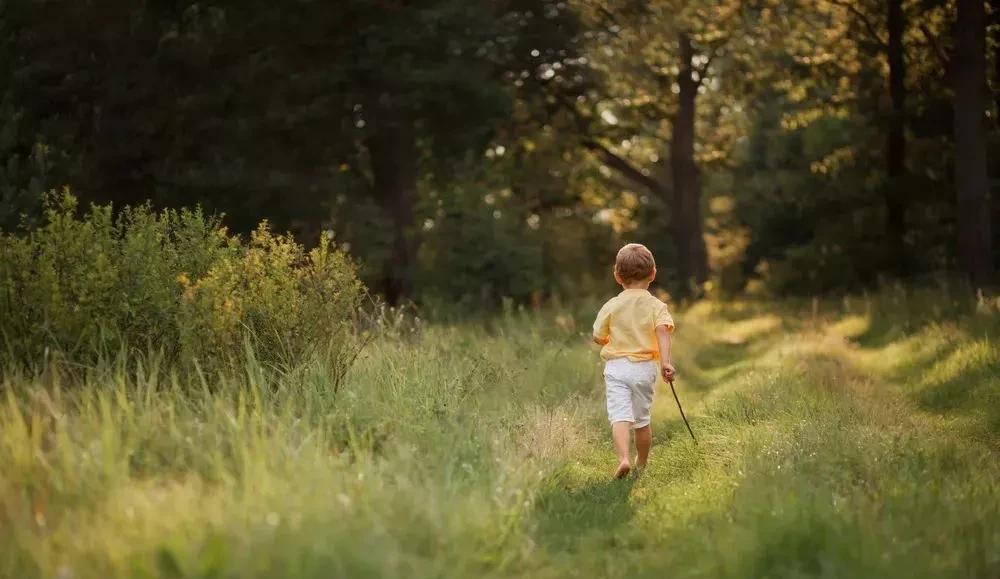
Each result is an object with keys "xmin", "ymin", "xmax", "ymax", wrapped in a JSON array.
[
  {"xmin": 0, "ymin": 308, "xmax": 598, "ymax": 578},
  {"xmin": 1, "ymin": 289, "xmax": 997, "ymax": 578}
]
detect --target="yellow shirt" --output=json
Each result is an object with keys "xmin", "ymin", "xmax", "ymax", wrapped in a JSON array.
[{"xmin": 592, "ymin": 288, "xmax": 675, "ymax": 361}]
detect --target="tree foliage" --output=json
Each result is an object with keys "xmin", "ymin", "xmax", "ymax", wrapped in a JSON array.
[{"xmin": 1, "ymin": 0, "xmax": 996, "ymax": 303}]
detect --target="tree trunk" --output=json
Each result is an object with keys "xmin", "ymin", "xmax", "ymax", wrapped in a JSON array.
[
  {"xmin": 885, "ymin": 0, "xmax": 908, "ymax": 275},
  {"xmin": 993, "ymin": 4, "xmax": 1000, "ymax": 119},
  {"xmin": 368, "ymin": 113, "xmax": 418, "ymax": 304},
  {"xmin": 954, "ymin": 0, "xmax": 994, "ymax": 283},
  {"xmin": 669, "ymin": 32, "xmax": 709, "ymax": 291}
]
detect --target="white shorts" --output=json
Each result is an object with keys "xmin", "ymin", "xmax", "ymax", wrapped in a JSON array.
[{"xmin": 604, "ymin": 357, "xmax": 658, "ymax": 428}]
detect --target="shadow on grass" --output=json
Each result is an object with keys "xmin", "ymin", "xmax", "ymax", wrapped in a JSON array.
[
  {"xmin": 853, "ymin": 316, "xmax": 935, "ymax": 349},
  {"xmin": 693, "ymin": 340, "xmax": 748, "ymax": 375},
  {"xmin": 848, "ymin": 313, "xmax": 1000, "ymax": 438},
  {"xmin": 704, "ymin": 302, "xmax": 773, "ymax": 323},
  {"xmin": 687, "ymin": 310, "xmax": 787, "ymax": 381},
  {"xmin": 651, "ymin": 416, "xmax": 703, "ymax": 447},
  {"xmin": 912, "ymin": 348, "xmax": 1000, "ymax": 434},
  {"xmin": 531, "ymin": 474, "xmax": 637, "ymax": 554}
]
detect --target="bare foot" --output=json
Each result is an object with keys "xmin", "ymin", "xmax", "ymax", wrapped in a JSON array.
[{"xmin": 613, "ymin": 460, "xmax": 631, "ymax": 479}]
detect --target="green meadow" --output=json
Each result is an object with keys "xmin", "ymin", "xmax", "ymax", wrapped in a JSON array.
[
  {"xmin": 2, "ymin": 290, "xmax": 997, "ymax": 579},
  {"xmin": 5, "ymin": 2, "xmax": 999, "ymax": 577}
]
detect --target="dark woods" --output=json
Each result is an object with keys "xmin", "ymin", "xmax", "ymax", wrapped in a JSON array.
[{"xmin": 2, "ymin": 0, "xmax": 997, "ymax": 304}]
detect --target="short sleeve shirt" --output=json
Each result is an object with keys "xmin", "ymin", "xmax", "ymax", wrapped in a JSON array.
[{"xmin": 593, "ymin": 288, "xmax": 674, "ymax": 361}]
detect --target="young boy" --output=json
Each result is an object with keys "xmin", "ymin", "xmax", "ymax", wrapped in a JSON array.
[{"xmin": 593, "ymin": 243, "xmax": 676, "ymax": 479}]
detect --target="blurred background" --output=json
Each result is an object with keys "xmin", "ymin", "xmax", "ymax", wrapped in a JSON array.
[{"xmin": 2, "ymin": 0, "xmax": 997, "ymax": 305}]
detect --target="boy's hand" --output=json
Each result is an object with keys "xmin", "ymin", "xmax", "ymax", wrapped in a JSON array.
[{"xmin": 661, "ymin": 362, "xmax": 676, "ymax": 382}]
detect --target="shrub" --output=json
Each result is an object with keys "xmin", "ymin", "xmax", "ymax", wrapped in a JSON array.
[
  {"xmin": 417, "ymin": 184, "xmax": 543, "ymax": 307},
  {"xmin": 177, "ymin": 223, "xmax": 362, "ymax": 369},
  {"xmin": 0, "ymin": 192, "xmax": 363, "ymax": 373}
]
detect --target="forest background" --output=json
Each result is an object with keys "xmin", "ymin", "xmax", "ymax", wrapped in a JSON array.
[{"xmin": 2, "ymin": 0, "xmax": 997, "ymax": 305}]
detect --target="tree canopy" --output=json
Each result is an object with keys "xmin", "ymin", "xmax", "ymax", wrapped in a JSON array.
[{"xmin": 2, "ymin": 0, "xmax": 997, "ymax": 301}]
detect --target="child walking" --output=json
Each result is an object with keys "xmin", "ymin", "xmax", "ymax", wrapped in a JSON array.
[{"xmin": 592, "ymin": 243, "xmax": 676, "ymax": 479}]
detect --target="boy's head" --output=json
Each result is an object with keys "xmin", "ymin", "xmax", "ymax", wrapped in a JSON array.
[{"xmin": 614, "ymin": 243, "xmax": 656, "ymax": 286}]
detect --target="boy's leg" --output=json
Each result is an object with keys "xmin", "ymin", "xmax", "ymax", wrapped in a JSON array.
[
  {"xmin": 611, "ymin": 421, "xmax": 633, "ymax": 478},
  {"xmin": 605, "ymin": 363, "xmax": 635, "ymax": 479},
  {"xmin": 634, "ymin": 425, "xmax": 651, "ymax": 468},
  {"xmin": 630, "ymin": 363, "xmax": 657, "ymax": 469}
]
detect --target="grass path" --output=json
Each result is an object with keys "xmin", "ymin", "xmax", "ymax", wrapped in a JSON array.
[
  {"xmin": 524, "ymin": 301, "xmax": 999, "ymax": 578},
  {"xmin": 1, "ymin": 297, "xmax": 997, "ymax": 578}
]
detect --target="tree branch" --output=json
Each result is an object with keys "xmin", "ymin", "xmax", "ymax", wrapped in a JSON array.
[
  {"xmin": 827, "ymin": 0, "xmax": 888, "ymax": 50},
  {"xmin": 583, "ymin": 138, "xmax": 661, "ymax": 194},
  {"xmin": 596, "ymin": 6, "xmax": 623, "ymax": 36},
  {"xmin": 695, "ymin": 42, "xmax": 725, "ymax": 86},
  {"xmin": 549, "ymin": 87, "xmax": 662, "ymax": 195},
  {"xmin": 918, "ymin": 22, "xmax": 950, "ymax": 71}
]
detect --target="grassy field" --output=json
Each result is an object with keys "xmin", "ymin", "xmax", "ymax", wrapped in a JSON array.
[{"xmin": 1, "ymin": 291, "xmax": 998, "ymax": 578}]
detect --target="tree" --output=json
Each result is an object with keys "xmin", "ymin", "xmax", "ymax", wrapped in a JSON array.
[
  {"xmin": 669, "ymin": 30, "xmax": 711, "ymax": 287},
  {"xmin": 555, "ymin": 0, "xmax": 749, "ymax": 294},
  {"xmin": 886, "ymin": 0, "xmax": 908, "ymax": 275},
  {"xmin": 4, "ymin": 0, "xmax": 990, "ymax": 301},
  {"xmin": 4, "ymin": 0, "xmax": 584, "ymax": 302},
  {"xmin": 825, "ymin": 0, "xmax": 909, "ymax": 274},
  {"xmin": 954, "ymin": 0, "xmax": 994, "ymax": 283},
  {"xmin": 332, "ymin": 0, "xmax": 586, "ymax": 302}
]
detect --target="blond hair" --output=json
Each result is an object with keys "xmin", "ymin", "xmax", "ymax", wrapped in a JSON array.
[{"xmin": 615, "ymin": 243, "xmax": 655, "ymax": 284}]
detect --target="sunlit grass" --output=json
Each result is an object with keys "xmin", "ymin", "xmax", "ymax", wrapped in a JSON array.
[{"xmin": 1, "ymin": 291, "xmax": 998, "ymax": 578}]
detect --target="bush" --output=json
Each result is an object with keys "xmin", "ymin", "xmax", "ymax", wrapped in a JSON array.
[
  {"xmin": 0, "ymin": 192, "xmax": 363, "ymax": 372},
  {"xmin": 417, "ymin": 184, "xmax": 543, "ymax": 307}
]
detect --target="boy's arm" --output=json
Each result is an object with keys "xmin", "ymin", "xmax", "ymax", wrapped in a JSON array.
[
  {"xmin": 655, "ymin": 325, "xmax": 675, "ymax": 381},
  {"xmin": 592, "ymin": 302, "xmax": 612, "ymax": 346},
  {"xmin": 654, "ymin": 301, "xmax": 675, "ymax": 380}
]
